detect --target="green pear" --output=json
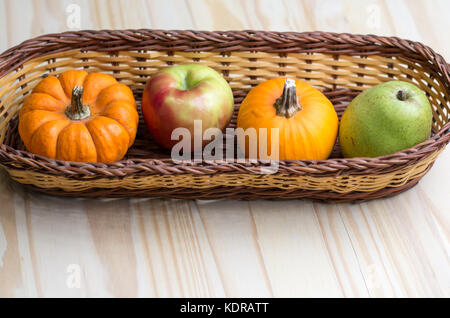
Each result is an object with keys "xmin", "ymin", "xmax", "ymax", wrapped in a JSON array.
[{"xmin": 339, "ymin": 80, "xmax": 432, "ymax": 158}]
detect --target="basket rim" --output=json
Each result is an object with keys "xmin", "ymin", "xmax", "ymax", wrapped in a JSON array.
[{"xmin": 0, "ymin": 29, "xmax": 449, "ymax": 177}]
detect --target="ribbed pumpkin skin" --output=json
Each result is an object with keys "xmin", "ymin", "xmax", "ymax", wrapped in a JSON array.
[
  {"xmin": 18, "ymin": 70, "xmax": 138, "ymax": 163},
  {"xmin": 237, "ymin": 78, "xmax": 338, "ymax": 160}
]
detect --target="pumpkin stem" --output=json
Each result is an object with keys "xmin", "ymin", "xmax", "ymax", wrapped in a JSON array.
[
  {"xmin": 66, "ymin": 86, "xmax": 91, "ymax": 120},
  {"xmin": 274, "ymin": 78, "xmax": 301, "ymax": 118}
]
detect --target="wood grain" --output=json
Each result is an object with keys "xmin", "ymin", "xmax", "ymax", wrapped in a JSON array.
[{"xmin": 0, "ymin": 0, "xmax": 448, "ymax": 297}]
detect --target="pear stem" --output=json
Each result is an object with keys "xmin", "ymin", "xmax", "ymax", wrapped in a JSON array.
[
  {"xmin": 397, "ymin": 90, "xmax": 408, "ymax": 101},
  {"xmin": 274, "ymin": 78, "xmax": 302, "ymax": 118}
]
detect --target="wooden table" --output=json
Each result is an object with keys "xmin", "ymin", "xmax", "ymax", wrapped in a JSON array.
[{"xmin": 0, "ymin": 0, "xmax": 448, "ymax": 297}]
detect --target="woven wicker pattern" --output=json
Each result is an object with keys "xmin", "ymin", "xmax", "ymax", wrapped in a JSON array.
[
  {"xmin": 0, "ymin": 30, "xmax": 449, "ymax": 201},
  {"xmin": 6, "ymin": 147, "xmax": 441, "ymax": 193}
]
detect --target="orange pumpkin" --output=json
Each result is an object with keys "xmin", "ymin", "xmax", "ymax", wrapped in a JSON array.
[
  {"xmin": 18, "ymin": 70, "xmax": 139, "ymax": 163},
  {"xmin": 236, "ymin": 78, "xmax": 338, "ymax": 160}
]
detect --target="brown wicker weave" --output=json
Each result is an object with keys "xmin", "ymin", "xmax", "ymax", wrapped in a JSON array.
[{"xmin": 0, "ymin": 30, "xmax": 449, "ymax": 202}]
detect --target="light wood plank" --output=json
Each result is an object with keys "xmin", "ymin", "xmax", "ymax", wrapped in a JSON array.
[
  {"xmin": 132, "ymin": 199, "xmax": 226, "ymax": 297},
  {"xmin": 313, "ymin": 203, "xmax": 370, "ymax": 297},
  {"xmin": 249, "ymin": 201, "xmax": 345, "ymax": 297},
  {"xmin": 338, "ymin": 193, "xmax": 450, "ymax": 297},
  {"xmin": 195, "ymin": 200, "xmax": 274, "ymax": 297},
  {"xmin": 18, "ymin": 191, "xmax": 109, "ymax": 297},
  {"xmin": 0, "ymin": 170, "xmax": 26, "ymax": 297}
]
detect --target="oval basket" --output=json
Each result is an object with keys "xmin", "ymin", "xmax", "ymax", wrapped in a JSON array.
[{"xmin": 0, "ymin": 30, "xmax": 449, "ymax": 202}]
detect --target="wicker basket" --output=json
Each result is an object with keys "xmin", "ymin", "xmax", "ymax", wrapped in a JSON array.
[{"xmin": 0, "ymin": 30, "xmax": 449, "ymax": 202}]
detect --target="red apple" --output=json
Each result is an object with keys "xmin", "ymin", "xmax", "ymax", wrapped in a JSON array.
[{"xmin": 142, "ymin": 64, "xmax": 234, "ymax": 150}]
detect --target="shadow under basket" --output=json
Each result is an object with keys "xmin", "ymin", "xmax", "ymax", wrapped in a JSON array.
[{"xmin": 0, "ymin": 30, "xmax": 449, "ymax": 202}]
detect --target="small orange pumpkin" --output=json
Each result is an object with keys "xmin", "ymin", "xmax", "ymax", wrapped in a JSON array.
[
  {"xmin": 18, "ymin": 70, "xmax": 139, "ymax": 163},
  {"xmin": 237, "ymin": 78, "xmax": 338, "ymax": 160}
]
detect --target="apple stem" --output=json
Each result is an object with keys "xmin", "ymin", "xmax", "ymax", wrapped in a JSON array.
[
  {"xmin": 397, "ymin": 90, "xmax": 408, "ymax": 101},
  {"xmin": 66, "ymin": 86, "xmax": 91, "ymax": 120},
  {"xmin": 275, "ymin": 78, "xmax": 302, "ymax": 118}
]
